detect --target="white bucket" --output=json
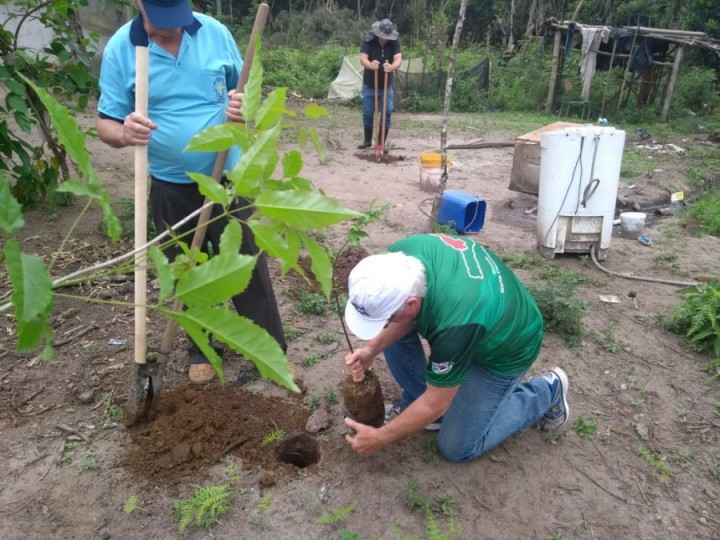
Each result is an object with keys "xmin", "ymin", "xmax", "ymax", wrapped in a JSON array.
[{"xmin": 619, "ymin": 212, "xmax": 646, "ymax": 238}]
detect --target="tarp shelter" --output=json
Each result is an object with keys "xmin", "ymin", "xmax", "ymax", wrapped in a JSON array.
[
  {"xmin": 543, "ymin": 21, "xmax": 720, "ymax": 121},
  {"xmin": 327, "ymin": 55, "xmax": 427, "ymax": 101}
]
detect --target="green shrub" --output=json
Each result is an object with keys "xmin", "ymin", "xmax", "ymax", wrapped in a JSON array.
[
  {"xmin": 666, "ymin": 282, "xmax": 720, "ymax": 356},
  {"xmin": 682, "ymin": 191, "xmax": 720, "ymax": 236},
  {"xmin": 672, "ymin": 67, "xmax": 720, "ymax": 115},
  {"xmin": 527, "ymin": 285, "xmax": 584, "ymax": 346}
]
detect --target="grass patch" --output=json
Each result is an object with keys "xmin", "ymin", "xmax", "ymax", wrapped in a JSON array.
[
  {"xmin": 681, "ymin": 191, "xmax": 720, "ymax": 236},
  {"xmin": 635, "ymin": 445, "xmax": 672, "ymax": 479}
]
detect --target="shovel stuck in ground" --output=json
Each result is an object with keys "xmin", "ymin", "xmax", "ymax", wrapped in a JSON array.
[
  {"xmin": 123, "ymin": 4, "xmax": 271, "ymax": 427},
  {"xmin": 374, "ymin": 71, "xmax": 389, "ymax": 161}
]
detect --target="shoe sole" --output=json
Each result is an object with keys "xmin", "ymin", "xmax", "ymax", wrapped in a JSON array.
[{"xmin": 543, "ymin": 367, "xmax": 570, "ymax": 431}]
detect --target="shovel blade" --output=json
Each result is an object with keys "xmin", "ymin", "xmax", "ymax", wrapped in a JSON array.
[{"xmin": 123, "ymin": 359, "xmax": 166, "ymax": 427}]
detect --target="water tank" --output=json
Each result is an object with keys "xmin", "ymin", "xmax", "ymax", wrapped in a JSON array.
[{"xmin": 536, "ymin": 126, "xmax": 626, "ymax": 260}]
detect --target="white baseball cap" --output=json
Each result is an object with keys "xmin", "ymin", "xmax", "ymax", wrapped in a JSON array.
[{"xmin": 344, "ymin": 252, "xmax": 415, "ymax": 340}]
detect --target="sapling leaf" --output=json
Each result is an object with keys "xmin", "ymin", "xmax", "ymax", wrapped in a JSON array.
[
  {"xmin": 168, "ymin": 306, "xmax": 298, "ymax": 392},
  {"xmin": 240, "ymin": 38, "xmax": 263, "ymax": 124},
  {"xmin": 255, "ymin": 190, "xmax": 362, "ymax": 230},
  {"xmin": 301, "ymin": 233, "xmax": 333, "ymax": 298},
  {"xmin": 149, "ymin": 246, "xmax": 173, "ymax": 302},
  {"xmin": 282, "ymin": 150, "xmax": 303, "ymax": 178},
  {"xmin": 227, "ymin": 123, "xmax": 281, "ymax": 195},
  {"xmin": 255, "ymin": 87, "xmax": 292, "ymax": 130},
  {"xmin": 5, "ymin": 239, "xmax": 53, "ymax": 352},
  {"xmin": 185, "ymin": 123, "xmax": 251, "ymax": 153},
  {"xmin": 187, "ymin": 172, "xmax": 230, "ymax": 206},
  {"xmin": 304, "ymin": 103, "xmax": 328, "ymax": 119},
  {"xmin": 175, "ymin": 252, "xmax": 256, "ymax": 307},
  {"xmin": 0, "ymin": 177, "xmax": 24, "ymax": 232}
]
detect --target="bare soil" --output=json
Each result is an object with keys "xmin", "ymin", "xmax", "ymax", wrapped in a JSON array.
[{"xmin": 1, "ymin": 105, "xmax": 719, "ymax": 540}]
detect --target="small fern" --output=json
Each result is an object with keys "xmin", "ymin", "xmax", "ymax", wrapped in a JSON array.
[
  {"xmin": 173, "ymin": 484, "xmax": 234, "ymax": 534},
  {"xmin": 666, "ymin": 282, "xmax": 720, "ymax": 356},
  {"xmin": 314, "ymin": 501, "xmax": 357, "ymax": 525}
]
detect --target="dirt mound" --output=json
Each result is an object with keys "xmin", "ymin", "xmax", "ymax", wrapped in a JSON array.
[{"xmin": 121, "ymin": 386, "xmax": 313, "ymax": 481}]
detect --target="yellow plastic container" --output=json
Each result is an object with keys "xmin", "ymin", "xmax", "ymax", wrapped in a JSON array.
[{"xmin": 419, "ymin": 153, "xmax": 452, "ymax": 192}]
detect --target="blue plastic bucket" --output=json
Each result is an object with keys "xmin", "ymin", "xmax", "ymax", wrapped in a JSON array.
[{"xmin": 437, "ymin": 190, "xmax": 487, "ymax": 234}]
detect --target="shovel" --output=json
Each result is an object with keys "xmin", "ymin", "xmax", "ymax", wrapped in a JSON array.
[
  {"xmin": 375, "ymin": 70, "xmax": 389, "ymax": 161},
  {"xmin": 124, "ymin": 44, "xmax": 156, "ymax": 427},
  {"xmin": 123, "ymin": 3, "xmax": 271, "ymax": 427}
]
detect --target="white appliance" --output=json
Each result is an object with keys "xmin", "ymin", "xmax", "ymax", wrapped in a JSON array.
[{"xmin": 536, "ymin": 126, "xmax": 626, "ymax": 261}]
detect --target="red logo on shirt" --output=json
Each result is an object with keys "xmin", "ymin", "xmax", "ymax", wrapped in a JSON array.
[{"xmin": 433, "ymin": 233, "xmax": 467, "ymax": 251}]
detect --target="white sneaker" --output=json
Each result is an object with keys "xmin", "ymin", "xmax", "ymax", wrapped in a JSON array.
[
  {"xmin": 384, "ymin": 402, "xmax": 442, "ymax": 432},
  {"xmin": 538, "ymin": 368, "xmax": 570, "ymax": 431}
]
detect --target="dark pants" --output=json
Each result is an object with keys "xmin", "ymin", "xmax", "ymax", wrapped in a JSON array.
[{"xmin": 149, "ymin": 177, "xmax": 287, "ymax": 363}]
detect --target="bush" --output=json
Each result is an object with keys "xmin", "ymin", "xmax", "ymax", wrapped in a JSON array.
[
  {"xmin": 262, "ymin": 45, "xmax": 348, "ymax": 99},
  {"xmin": 672, "ymin": 67, "xmax": 720, "ymax": 116}
]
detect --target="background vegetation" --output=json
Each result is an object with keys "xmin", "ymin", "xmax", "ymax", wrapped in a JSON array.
[{"xmin": 1, "ymin": 0, "xmax": 718, "ymax": 210}]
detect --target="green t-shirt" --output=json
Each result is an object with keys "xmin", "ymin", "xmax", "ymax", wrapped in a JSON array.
[{"xmin": 388, "ymin": 234, "xmax": 543, "ymax": 386}]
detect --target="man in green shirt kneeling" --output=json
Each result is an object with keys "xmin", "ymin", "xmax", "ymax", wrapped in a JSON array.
[{"xmin": 343, "ymin": 233, "xmax": 569, "ymax": 462}]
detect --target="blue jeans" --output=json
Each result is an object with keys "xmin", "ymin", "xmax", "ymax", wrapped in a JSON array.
[
  {"xmin": 361, "ymin": 83, "xmax": 393, "ymax": 130},
  {"xmin": 384, "ymin": 330, "xmax": 551, "ymax": 463}
]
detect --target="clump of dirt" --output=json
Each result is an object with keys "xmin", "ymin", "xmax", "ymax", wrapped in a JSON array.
[
  {"xmin": 121, "ymin": 385, "xmax": 312, "ymax": 481},
  {"xmin": 342, "ymin": 369, "xmax": 385, "ymax": 427}
]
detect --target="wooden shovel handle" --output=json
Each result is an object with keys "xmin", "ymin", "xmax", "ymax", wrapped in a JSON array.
[{"xmin": 134, "ymin": 45, "xmax": 149, "ymax": 365}]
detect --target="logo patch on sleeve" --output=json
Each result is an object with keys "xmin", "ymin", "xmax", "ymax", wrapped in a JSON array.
[{"xmin": 431, "ymin": 362, "xmax": 453, "ymax": 374}]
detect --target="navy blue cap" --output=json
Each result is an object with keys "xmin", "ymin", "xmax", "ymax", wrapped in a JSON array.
[{"xmin": 142, "ymin": 0, "xmax": 193, "ymax": 29}]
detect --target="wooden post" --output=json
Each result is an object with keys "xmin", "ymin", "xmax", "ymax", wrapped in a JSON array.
[
  {"xmin": 600, "ymin": 39, "xmax": 617, "ymax": 116},
  {"xmin": 661, "ymin": 45, "xmax": 683, "ymax": 122},
  {"xmin": 545, "ymin": 29, "xmax": 562, "ymax": 114}
]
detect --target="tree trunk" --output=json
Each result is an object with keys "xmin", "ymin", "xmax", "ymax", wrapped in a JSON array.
[{"xmin": 428, "ymin": 0, "xmax": 469, "ymax": 229}]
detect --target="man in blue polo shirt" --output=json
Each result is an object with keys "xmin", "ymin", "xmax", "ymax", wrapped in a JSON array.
[{"xmin": 96, "ymin": 0, "xmax": 286, "ymax": 384}]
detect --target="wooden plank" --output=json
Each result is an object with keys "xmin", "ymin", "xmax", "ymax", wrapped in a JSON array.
[{"xmin": 661, "ymin": 45, "xmax": 684, "ymax": 122}]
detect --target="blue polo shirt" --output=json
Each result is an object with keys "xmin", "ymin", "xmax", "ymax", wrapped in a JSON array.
[{"xmin": 98, "ymin": 13, "xmax": 242, "ymax": 184}]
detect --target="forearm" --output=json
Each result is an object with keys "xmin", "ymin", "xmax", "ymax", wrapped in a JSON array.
[
  {"xmin": 96, "ymin": 117, "xmax": 129, "ymax": 148},
  {"xmin": 377, "ymin": 387, "xmax": 455, "ymax": 445}
]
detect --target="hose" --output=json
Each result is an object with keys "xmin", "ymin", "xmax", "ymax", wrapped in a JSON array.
[{"xmin": 590, "ymin": 245, "xmax": 700, "ymax": 287}]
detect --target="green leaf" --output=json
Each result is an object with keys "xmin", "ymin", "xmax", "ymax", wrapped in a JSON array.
[
  {"xmin": 4, "ymin": 239, "xmax": 53, "ymax": 352},
  {"xmin": 169, "ymin": 306, "xmax": 298, "ymax": 392},
  {"xmin": 187, "ymin": 172, "xmax": 230, "ymax": 206},
  {"xmin": 300, "ymin": 233, "xmax": 333, "ymax": 298},
  {"xmin": 219, "ymin": 219, "xmax": 242, "ymax": 254},
  {"xmin": 175, "ymin": 252, "xmax": 256, "ymax": 307},
  {"xmin": 7, "ymin": 95, "xmax": 28, "ymax": 114},
  {"xmin": 255, "ymin": 87, "xmax": 290, "ymax": 130},
  {"xmin": 226, "ymin": 123, "xmax": 280, "ymax": 194},
  {"xmin": 255, "ymin": 190, "xmax": 362, "ymax": 230},
  {"xmin": 185, "ymin": 123, "xmax": 251, "ymax": 153},
  {"xmin": 240, "ymin": 39, "xmax": 263, "ymax": 124},
  {"xmin": 171, "ymin": 313, "xmax": 226, "ymax": 384},
  {"xmin": 306, "ymin": 127, "xmax": 325, "ymax": 158},
  {"xmin": 18, "ymin": 75, "xmax": 99, "ymax": 186},
  {"xmin": 149, "ymin": 246, "xmax": 174, "ymax": 302},
  {"xmin": 5, "ymin": 78, "xmax": 26, "ymax": 96},
  {"xmin": 248, "ymin": 219, "xmax": 303, "ymax": 276},
  {"xmin": 282, "ymin": 150, "xmax": 303, "ymax": 178},
  {"xmin": 303, "ymin": 103, "xmax": 328, "ymax": 119},
  {"xmin": 0, "ymin": 176, "xmax": 25, "ymax": 232}
]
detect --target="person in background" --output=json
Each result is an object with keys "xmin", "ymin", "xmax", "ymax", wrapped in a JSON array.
[
  {"xmin": 96, "ymin": 0, "xmax": 286, "ymax": 384},
  {"xmin": 357, "ymin": 18, "xmax": 402, "ymax": 151},
  {"xmin": 343, "ymin": 233, "xmax": 570, "ymax": 462}
]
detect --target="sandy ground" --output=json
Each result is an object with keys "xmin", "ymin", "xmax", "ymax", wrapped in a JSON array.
[{"xmin": 0, "ymin": 104, "xmax": 719, "ymax": 540}]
